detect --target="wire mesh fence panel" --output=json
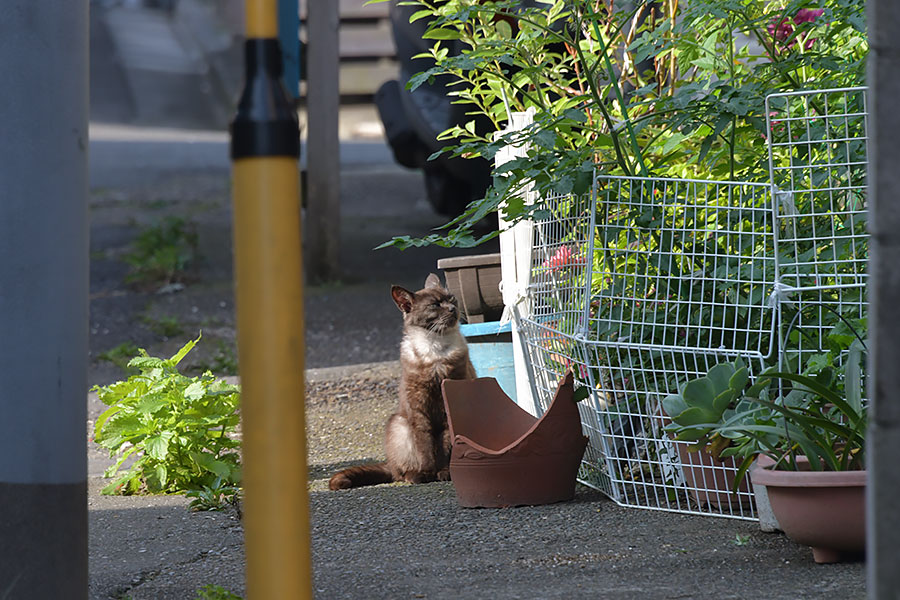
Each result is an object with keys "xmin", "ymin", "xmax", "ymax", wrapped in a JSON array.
[
  {"xmin": 520, "ymin": 177, "xmax": 775, "ymax": 519},
  {"xmin": 766, "ymin": 87, "xmax": 868, "ymax": 369},
  {"xmin": 589, "ymin": 177, "xmax": 776, "ymax": 357},
  {"xmin": 515, "ymin": 87, "xmax": 869, "ymax": 521}
]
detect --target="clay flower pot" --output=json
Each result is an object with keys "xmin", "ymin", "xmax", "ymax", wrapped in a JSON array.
[
  {"xmin": 751, "ymin": 457, "xmax": 866, "ymax": 563},
  {"xmin": 673, "ymin": 442, "xmax": 752, "ymax": 509},
  {"xmin": 441, "ymin": 371, "xmax": 588, "ymax": 508},
  {"xmin": 437, "ymin": 253, "xmax": 503, "ymax": 323}
]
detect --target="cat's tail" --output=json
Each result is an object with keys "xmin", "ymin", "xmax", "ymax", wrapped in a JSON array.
[{"xmin": 329, "ymin": 463, "xmax": 394, "ymax": 490}]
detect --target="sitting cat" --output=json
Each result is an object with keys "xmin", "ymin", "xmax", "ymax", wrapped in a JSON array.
[{"xmin": 329, "ymin": 273, "xmax": 476, "ymax": 489}]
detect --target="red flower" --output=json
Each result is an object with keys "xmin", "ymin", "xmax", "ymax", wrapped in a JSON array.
[{"xmin": 542, "ymin": 245, "xmax": 586, "ymax": 270}]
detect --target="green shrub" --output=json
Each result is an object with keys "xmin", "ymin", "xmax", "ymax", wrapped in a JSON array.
[
  {"xmin": 380, "ymin": 0, "xmax": 867, "ymax": 249},
  {"xmin": 93, "ymin": 336, "xmax": 241, "ymax": 496}
]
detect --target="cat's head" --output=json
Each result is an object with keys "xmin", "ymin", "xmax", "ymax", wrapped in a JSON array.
[{"xmin": 391, "ymin": 273, "xmax": 461, "ymax": 334}]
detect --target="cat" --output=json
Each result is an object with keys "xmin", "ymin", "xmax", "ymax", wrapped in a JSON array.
[{"xmin": 329, "ymin": 273, "xmax": 476, "ymax": 489}]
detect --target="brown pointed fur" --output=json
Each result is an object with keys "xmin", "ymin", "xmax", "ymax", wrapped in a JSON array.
[{"xmin": 329, "ymin": 273, "xmax": 476, "ymax": 490}]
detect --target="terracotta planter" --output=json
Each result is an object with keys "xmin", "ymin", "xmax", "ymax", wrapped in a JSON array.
[
  {"xmin": 441, "ymin": 371, "xmax": 588, "ymax": 508},
  {"xmin": 437, "ymin": 253, "xmax": 503, "ymax": 323},
  {"xmin": 673, "ymin": 442, "xmax": 752, "ymax": 509},
  {"xmin": 751, "ymin": 457, "xmax": 866, "ymax": 563}
]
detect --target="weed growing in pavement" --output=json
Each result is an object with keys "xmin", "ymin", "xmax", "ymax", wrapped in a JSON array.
[
  {"xmin": 194, "ymin": 584, "xmax": 242, "ymax": 600},
  {"xmin": 97, "ymin": 341, "xmax": 141, "ymax": 372},
  {"xmin": 191, "ymin": 339, "xmax": 239, "ymax": 376},
  {"xmin": 186, "ymin": 478, "xmax": 242, "ymax": 512},
  {"xmin": 141, "ymin": 312, "xmax": 185, "ymax": 338},
  {"xmin": 93, "ymin": 335, "xmax": 242, "ymax": 497},
  {"xmin": 123, "ymin": 216, "xmax": 198, "ymax": 287}
]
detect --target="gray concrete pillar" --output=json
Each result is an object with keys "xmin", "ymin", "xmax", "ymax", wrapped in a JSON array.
[
  {"xmin": 867, "ymin": 2, "xmax": 900, "ymax": 597},
  {"xmin": 0, "ymin": 2, "xmax": 89, "ymax": 597}
]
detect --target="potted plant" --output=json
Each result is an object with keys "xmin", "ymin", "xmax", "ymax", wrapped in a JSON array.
[
  {"xmin": 660, "ymin": 358, "xmax": 759, "ymax": 508},
  {"xmin": 437, "ymin": 253, "xmax": 504, "ymax": 324},
  {"xmin": 664, "ymin": 339, "xmax": 867, "ymax": 563}
]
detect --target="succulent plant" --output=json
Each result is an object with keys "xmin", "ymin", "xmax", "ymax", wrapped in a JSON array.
[
  {"xmin": 661, "ymin": 357, "xmax": 756, "ymax": 460},
  {"xmin": 662, "ymin": 337, "xmax": 867, "ymax": 474}
]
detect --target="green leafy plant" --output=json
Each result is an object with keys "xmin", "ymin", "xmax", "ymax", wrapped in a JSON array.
[
  {"xmin": 379, "ymin": 0, "xmax": 866, "ymax": 249},
  {"xmin": 93, "ymin": 336, "xmax": 242, "ymax": 496},
  {"xmin": 186, "ymin": 478, "xmax": 241, "ymax": 512},
  {"xmin": 664, "ymin": 336, "xmax": 866, "ymax": 485},
  {"xmin": 124, "ymin": 216, "xmax": 198, "ymax": 286},
  {"xmin": 97, "ymin": 341, "xmax": 141, "ymax": 372},
  {"xmin": 193, "ymin": 584, "xmax": 242, "ymax": 600},
  {"xmin": 661, "ymin": 357, "xmax": 755, "ymax": 459}
]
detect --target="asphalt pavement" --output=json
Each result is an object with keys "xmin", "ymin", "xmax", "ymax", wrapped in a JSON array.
[{"xmin": 85, "ymin": 2, "xmax": 867, "ymax": 598}]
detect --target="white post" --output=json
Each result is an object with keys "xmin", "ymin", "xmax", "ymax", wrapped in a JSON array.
[{"xmin": 497, "ymin": 109, "xmax": 538, "ymax": 416}]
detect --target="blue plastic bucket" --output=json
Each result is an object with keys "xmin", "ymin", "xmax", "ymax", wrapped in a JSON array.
[{"xmin": 460, "ymin": 320, "xmax": 517, "ymax": 403}]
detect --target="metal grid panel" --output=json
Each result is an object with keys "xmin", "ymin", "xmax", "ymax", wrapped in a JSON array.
[
  {"xmin": 520, "ymin": 179, "xmax": 775, "ymax": 519},
  {"xmin": 527, "ymin": 191, "xmax": 594, "ymax": 336},
  {"xmin": 766, "ymin": 87, "xmax": 868, "ymax": 366},
  {"xmin": 590, "ymin": 177, "xmax": 776, "ymax": 357},
  {"xmin": 515, "ymin": 87, "xmax": 868, "ymax": 521}
]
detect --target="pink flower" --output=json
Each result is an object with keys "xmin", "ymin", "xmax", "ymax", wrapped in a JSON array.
[
  {"xmin": 767, "ymin": 7, "xmax": 825, "ymax": 53},
  {"xmin": 794, "ymin": 8, "xmax": 825, "ymax": 24},
  {"xmin": 542, "ymin": 245, "xmax": 586, "ymax": 270}
]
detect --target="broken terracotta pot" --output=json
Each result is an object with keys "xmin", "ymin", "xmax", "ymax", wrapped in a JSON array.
[{"xmin": 441, "ymin": 371, "xmax": 588, "ymax": 508}]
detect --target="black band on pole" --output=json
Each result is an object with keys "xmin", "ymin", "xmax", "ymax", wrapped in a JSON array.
[{"xmin": 230, "ymin": 38, "xmax": 300, "ymax": 160}]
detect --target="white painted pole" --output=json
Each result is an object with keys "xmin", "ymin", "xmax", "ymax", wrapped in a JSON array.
[{"xmin": 497, "ymin": 109, "xmax": 538, "ymax": 416}]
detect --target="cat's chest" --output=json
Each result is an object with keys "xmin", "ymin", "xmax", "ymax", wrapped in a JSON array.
[{"xmin": 401, "ymin": 327, "xmax": 467, "ymax": 367}]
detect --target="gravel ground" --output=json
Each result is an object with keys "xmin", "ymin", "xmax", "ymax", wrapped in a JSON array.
[{"xmin": 89, "ymin": 360, "xmax": 866, "ymax": 599}]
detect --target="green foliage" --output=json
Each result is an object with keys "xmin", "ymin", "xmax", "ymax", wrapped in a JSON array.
[
  {"xmin": 664, "ymin": 331, "xmax": 867, "ymax": 483},
  {"xmin": 662, "ymin": 357, "xmax": 753, "ymax": 459},
  {"xmin": 382, "ymin": 0, "xmax": 867, "ymax": 248},
  {"xmin": 193, "ymin": 584, "xmax": 242, "ymax": 600},
  {"xmin": 186, "ymin": 479, "xmax": 241, "ymax": 512},
  {"xmin": 124, "ymin": 216, "xmax": 198, "ymax": 286},
  {"xmin": 93, "ymin": 336, "xmax": 242, "ymax": 496},
  {"xmin": 141, "ymin": 313, "xmax": 185, "ymax": 338},
  {"xmin": 98, "ymin": 341, "xmax": 141, "ymax": 372}
]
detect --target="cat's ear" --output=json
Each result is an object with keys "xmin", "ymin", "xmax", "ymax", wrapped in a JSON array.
[
  {"xmin": 391, "ymin": 285, "xmax": 415, "ymax": 313},
  {"xmin": 424, "ymin": 273, "xmax": 443, "ymax": 290}
]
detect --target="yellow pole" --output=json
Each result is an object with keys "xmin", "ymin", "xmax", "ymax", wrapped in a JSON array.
[
  {"xmin": 231, "ymin": 2, "xmax": 311, "ymax": 597},
  {"xmin": 245, "ymin": 0, "xmax": 278, "ymax": 38}
]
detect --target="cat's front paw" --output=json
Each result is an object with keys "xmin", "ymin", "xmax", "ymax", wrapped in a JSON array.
[
  {"xmin": 436, "ymin": 468, "xmax": 451, "ymax": 482},
  {"xmin": 404, "ymin": 471, "xmax": 427, "ymax": 484}
]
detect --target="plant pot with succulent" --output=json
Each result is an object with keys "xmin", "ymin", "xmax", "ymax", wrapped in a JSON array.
[
  {"xmin": 665, "ymin": 339, "xmax": 868, "ymax": 563},
  {"xmin": 660, "ymin": 358, "xmax": 759, "ymax": 509}
]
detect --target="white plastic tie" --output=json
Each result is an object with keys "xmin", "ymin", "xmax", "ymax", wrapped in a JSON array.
[
  {"xmin": 774, "ymin": 186, "xmax": 797, "ymax": 238},
  {"xmin": 768, "ymin": 280, "xmax": 795, "ymax": 308},
  {"xmin": 500, "ymin": 286, "xmax": 529, "ymax": 326}
]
